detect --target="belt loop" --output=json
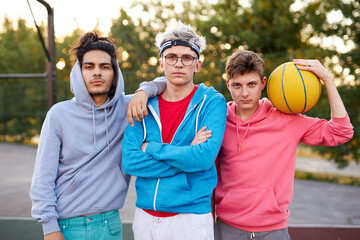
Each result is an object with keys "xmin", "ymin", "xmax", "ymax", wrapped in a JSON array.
[
  {"xmin": 102, "ymin": 212, "xmax": 106, "ymax": 226},
  {"xmin": 65, "ymin": 218, "xmax": 69, "ymax": 230}
]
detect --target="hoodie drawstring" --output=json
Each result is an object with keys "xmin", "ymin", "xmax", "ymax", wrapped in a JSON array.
[
  {"xmin": 236, "ymin": 121, "xmax": 250, "ymax": 154},
  {"xmin": 250, "ymin": 232, "xmax": 255, "ymax": 239},
  {"xmin": 104, "ymin": 108, "xmax": 110, "ymax": 154},
  {"xmin": 92, "ymin": 105, "xmax": 110, "ymax": 154},
  {"xmin": 92, "ymin": 105, "xmax": 97, "ymax": 148}
]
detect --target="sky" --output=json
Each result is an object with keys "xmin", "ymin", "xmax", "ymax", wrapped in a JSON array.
[
  {"xmin": 1, "ymin": 0, "xmax": 353, "ymax": 53},
  {"xmin": 1, "ymin": 0, "xmax": 141, "ymax": 38},
  {"xmin": 1, "ymin": 0, "xmax": 225, "ymax": 38}
]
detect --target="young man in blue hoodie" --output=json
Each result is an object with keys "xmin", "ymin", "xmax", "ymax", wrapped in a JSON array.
[
  {"xmin": 30, "ymin": 32, "xmax": 166, "ymax": 240},
  {"xmin": 122, "ymin": 21, "xmax": 227, "ymax": 240}
]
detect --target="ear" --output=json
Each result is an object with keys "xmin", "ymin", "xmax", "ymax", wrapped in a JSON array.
[
  {"xmin": 261, "ymin": 77, "xmax": 267, "ymax": 90},
  {"xmin": 226, "ymin": 80, "xmax": 230, "ymax": 90},
  {"xmin": 159, "ymin": 58, "xmax": 165, "ymax": 72},
  {"xmin": 194, "ymin": 60, "xmax": 202, "ymax": 73}
]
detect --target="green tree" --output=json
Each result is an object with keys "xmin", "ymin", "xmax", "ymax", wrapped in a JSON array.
[
  {"xmin": 1, "ymin": 0, "xmax": 358, "ymax": 167},
  {"xmin": 298, "ymin": 0, "xmax": 359, "ymax": 167},
  {"xmin": 110, "ymin": 1, "xmax": 196, "ymax": 94},
  {"xmin": 109, "ymin": 0, "xmax": 358, "ymax": 167},
  {"xmin": 0, "ymin": 17, "xmax": 47, "ymax": 140},
  {"xmin": 55, "ymin": 28, "xmax": 84, "ymax": 101}
]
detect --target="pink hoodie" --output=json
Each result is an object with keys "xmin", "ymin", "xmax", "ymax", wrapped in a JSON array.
[{"xmin": 215, "ymin": 99, "xmax": 354, "ymax": 232}]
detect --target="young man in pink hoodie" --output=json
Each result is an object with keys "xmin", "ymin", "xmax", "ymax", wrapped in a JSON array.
[{"xmin": 213, "ymin": 50, "xmax": 354, "ymax": 240}]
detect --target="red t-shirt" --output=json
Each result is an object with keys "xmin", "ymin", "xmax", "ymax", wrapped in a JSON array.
[{"xmin": 143, "ymin": 85, "xmax": 198, "ymax": 217}]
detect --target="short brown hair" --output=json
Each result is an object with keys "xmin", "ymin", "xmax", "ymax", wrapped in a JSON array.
[{"xmin": 225, "ymin": 50, "xmax": 264, "ymax": 81}]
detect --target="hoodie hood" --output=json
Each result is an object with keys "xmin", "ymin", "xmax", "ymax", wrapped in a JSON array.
[
  {"xmin": 148, "ymin": 83, "xmax": 218, "ymax": 115},
  {"xmin": 69, "ymin": 61, "xmax": 125, "ymax": 152},
  {"xmin": 147, "ymin": 83, "xmax": 219, "ymax": 134},
  {"xmin": 69, "ymin": 61, "xmax": 124, "ymax": 110},
  {"xmin": 227, "ymin": 98, "xmax": 273, "ymax": 154},
  {"xmin": 227, "ymin": 98, "xmax": 273, "ymax": 126}
]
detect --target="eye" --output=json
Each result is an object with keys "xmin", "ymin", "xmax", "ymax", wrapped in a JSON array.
[
  {"xmin": 83, "ymin": 65, "xmax": 93, "ymax": 69},
  {"xmin": 166, "ymin": 54, "xmax": 177, "ymax": 60},
  {"xmin": 182, "ymin": 55, "xmax": 194, "ymax": 61},
  {"xmin": 102, "ymin": 65, "xmax": 112, "ymax": 70}
]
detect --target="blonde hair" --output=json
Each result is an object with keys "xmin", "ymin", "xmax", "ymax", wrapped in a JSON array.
[{"xmin": 155, "ymin": 21, "xmax": 206, "ymax": 53}]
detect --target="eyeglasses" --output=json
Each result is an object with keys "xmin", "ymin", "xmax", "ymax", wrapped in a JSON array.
[{"xmin": 163, "ymin": 54, "xmax": 197, "ymax": 66}]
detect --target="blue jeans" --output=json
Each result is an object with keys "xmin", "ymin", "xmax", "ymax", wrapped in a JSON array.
[{"xmin": 58, "ymin": 210, "xmax": 122, "ymax": 240}]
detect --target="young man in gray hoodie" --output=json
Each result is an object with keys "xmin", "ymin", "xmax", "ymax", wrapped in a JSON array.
[{"xmin": 30, "ymin": 32, "xmax": 166, "ymax": 240}]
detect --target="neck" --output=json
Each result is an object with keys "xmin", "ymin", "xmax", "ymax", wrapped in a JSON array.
[
  {"xmin": 92, "ymin": 94, "xmax": 108, "ymax": 107},
  {"xmin": 235, "ymin": 105, "xmax": 259, "ymax": 121},
  {"xmin": 162, "ymin": 82, "xmax": 194, "ymax": 101}
]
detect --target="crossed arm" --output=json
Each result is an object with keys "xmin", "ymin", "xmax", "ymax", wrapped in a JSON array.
[{"xmin": 123, "ymin": 96, "xmax": 227, "ymax": 176}]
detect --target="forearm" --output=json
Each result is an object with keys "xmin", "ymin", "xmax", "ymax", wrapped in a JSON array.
[
  {"xmin": 138, "ymin": 76, "xmax": 167, "ymax": 98},
  {"xmin": 293, "ymin": 59, "xmax": 347, "ymax": 118},
  {"xmin": 122, "ymin": 151, "xmax": 180, "ymax": 178},
  {"xmin": 31, "ymin": 154, "xmax": 60, "ymax": 234},
  {"xmin": 324, "ymin": 78, "xmax": 347, "ymax": 118},
  {"xmin": 122, "ymin": 123, "xmax": 180, "ymax": 178},
  {"xmin": 30, "ymin": 115, "xmax": 62, "ymax": 234},
  {"xmin": 146, "ymin": 140, "xmax": 222, "ymax": 172},
  {"xmin": 146, "ymin": 98, "xmax": 227, "ymax": 172}
]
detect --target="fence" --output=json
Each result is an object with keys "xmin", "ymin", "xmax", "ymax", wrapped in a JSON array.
[{"xmin": 0, "ymin": 79, "xmax": 71, "ymax": 142}]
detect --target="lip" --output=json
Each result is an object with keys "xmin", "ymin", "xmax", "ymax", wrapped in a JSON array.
[
  {"xmin": 91, "ymin": 79, "xmax": 104, "ymax": 85},
  {"xmin": 240, "ymin": 100, "xmax": 251, "ymax": 104},
  {"xmin": 172, "ymin": 72, "xmax": 185, "ymax": 75}
]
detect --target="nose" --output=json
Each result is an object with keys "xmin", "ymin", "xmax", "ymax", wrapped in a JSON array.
[
  {"xmin": 175, "ymin": 57, "xmax": 184, "ymax": 67},
  {"xmin": 93, "ymin": 66, "xmax": 102, "ymax": 75},
  {"xmin": 241, "ymin": 86, "xmax": 249, "ymax": 97}
]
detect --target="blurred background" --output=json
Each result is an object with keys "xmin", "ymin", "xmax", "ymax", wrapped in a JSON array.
[
  {"xmin": 0, "ymin": 0, "xmax": 358, "ymax": 169},
  {"xmin": 0, "ymin": 0, "xmax": 359, "ymax": 239}
]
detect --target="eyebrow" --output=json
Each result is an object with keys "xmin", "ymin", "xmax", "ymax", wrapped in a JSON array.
[
  {"xmin": 83, "ymin": 62, "xmax": 112, "ymax": 66},
  {"xmin": 231, "ymin": 80, "xmax": 258, "ymax": 85},
  {"xmin": 164, "ymin": 53, "xmax": 197, "ymax": 57}
]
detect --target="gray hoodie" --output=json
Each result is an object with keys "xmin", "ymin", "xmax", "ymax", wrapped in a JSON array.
[{"xmin": 30, "ymin": 61, "xmax": 165, "ymax": 235}]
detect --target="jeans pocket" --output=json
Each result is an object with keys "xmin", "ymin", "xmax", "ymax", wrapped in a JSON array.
[{"xmin": 106, "ymin": 214, "xmax": 122, "ymax": 236}]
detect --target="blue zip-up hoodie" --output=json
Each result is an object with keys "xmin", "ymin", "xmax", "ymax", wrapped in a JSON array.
[
  {"xmin": 30, "ymin": 62, "xmax": 166, "ymax": 235},
  {"xmin": 122, "ymin": 83, "xmax": 227, "ymax": 214}
]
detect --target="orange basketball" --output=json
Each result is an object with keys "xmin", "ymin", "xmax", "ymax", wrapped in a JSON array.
[{"xmin": 267, "ymin": 62, "xmax": 322, "ymax": 114}]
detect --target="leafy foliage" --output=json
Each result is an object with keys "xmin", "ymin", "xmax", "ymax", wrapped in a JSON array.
[
  {"xmin": 0, "ymin": 17, "xmax": 47, "ymax": 140},
  {"xmin": 0, "ymin": 0, "xmax": 358, "ymax": 167},
  {"xmin": 297, "ymin": 0, "xmax": 359, "ymax": 167}
]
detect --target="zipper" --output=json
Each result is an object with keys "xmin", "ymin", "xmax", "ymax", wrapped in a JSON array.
[
  {"xmin": 147, "ymin": 104, "xmax": 163, "ymax": 211},
  {"xmin": 169, "ymin": 104, "xmax": 198, "ymax": 144},
  {"xmin": 153, "ymin": 179, "xmax": 160, "ymax": 211},
  {"xmin": 169, "ymin": 94, "xmax": 207, "ymax": 144},
  {"xmin": 146, "ymin": 96, "xmax": 206, "ymax": 210}
]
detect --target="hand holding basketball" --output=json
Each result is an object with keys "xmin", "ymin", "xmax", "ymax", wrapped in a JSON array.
[{"xmin": 293, "ymin": 59, "xmax": 333, "ymax": 85}]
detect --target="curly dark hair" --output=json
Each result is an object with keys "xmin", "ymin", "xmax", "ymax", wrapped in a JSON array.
[{"xmin": 71, "ymin": 32, "xmax": 120, "ymax": 97}]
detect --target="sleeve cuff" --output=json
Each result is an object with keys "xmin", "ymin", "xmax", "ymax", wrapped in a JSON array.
[
  {"xmin": 137, "ymin": 77, "xmax": 167, "ymax": 98},
  {"xmin": 42, "ymin": 218, "xmax": 60, "ymax": 235},
  {"xmin": 331, "ymin": 114, "xmax": 351, "ymax": 125},
  {"xmin": 145, "ymin": 142, "xmax": 158, "ymax": 156}
]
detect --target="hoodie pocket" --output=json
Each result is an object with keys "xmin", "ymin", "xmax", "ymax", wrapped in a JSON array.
[
  {"xmin": 156, "ymin": 173, "xmax": 192, "ymax": 209},
  {"xmin": 217, "ymin": 187, "xmax": 286, "ymax": 228},
  {"xmin": 55, "ymin": 173, "xmax": 86, "ymax": 200}
]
